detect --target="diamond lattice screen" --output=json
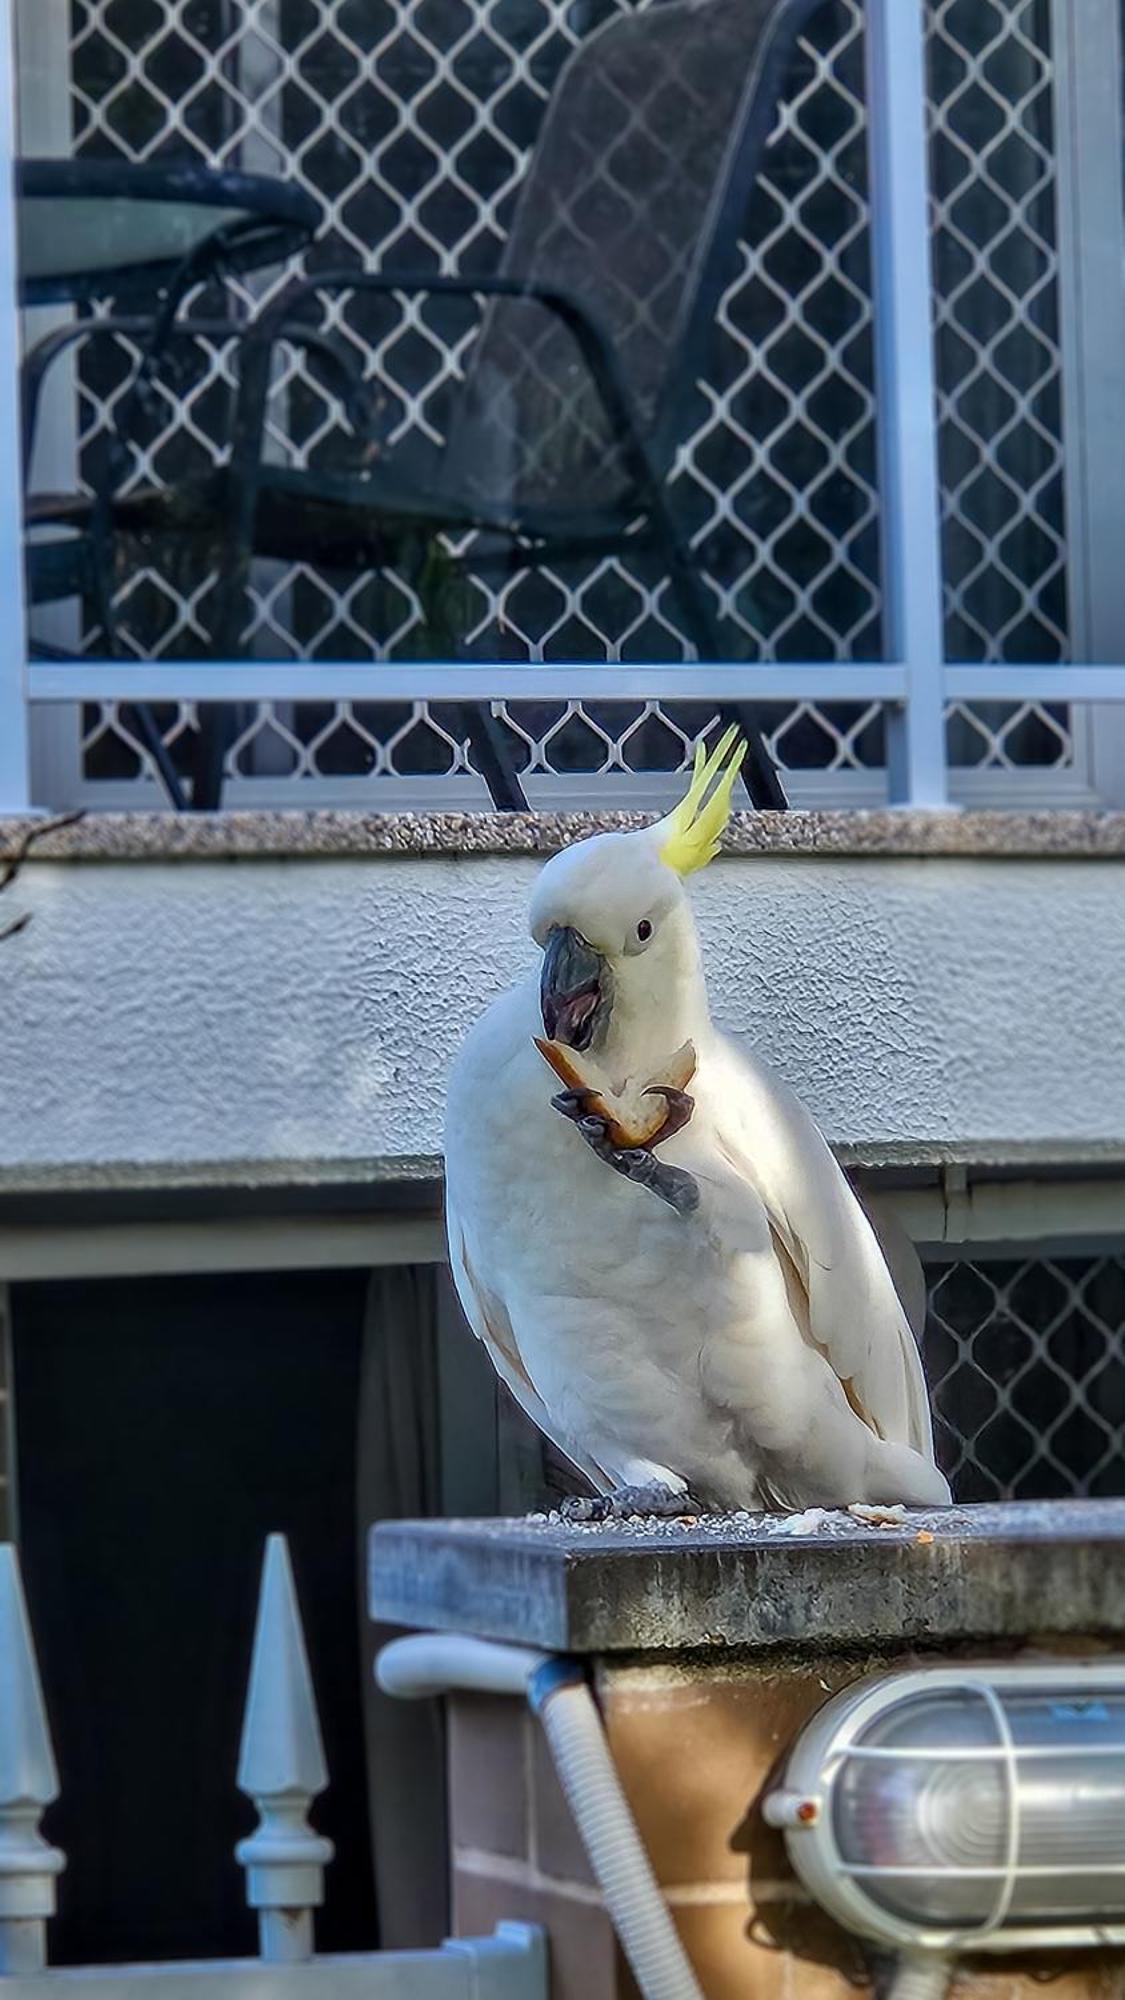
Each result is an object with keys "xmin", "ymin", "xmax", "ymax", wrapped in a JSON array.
[
  {"xmin": 924, "ymin": 1253, "xmax": 1125, "ymax": 1502},
  {"xmin": 928, "ymin": 0, "xmax": 1073, "ymax": 777},
  {"xmin": 48, "ymin": 0, "xmax": 1073, "ymax": 800}
]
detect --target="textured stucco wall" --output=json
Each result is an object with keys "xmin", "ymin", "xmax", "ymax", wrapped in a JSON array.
[{"xmin": 2, "ymin": 848, "xmax": 1123, "ymax": 1173}]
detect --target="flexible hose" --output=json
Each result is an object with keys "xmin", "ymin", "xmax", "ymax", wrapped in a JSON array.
[
  {"xmin": 887, "ymin": 1953, "xmax": 955, "ymax": 2000},
  {"xmin": 376, "ymin": 1634, "xmax": 705, "ymax": 2000},
  {"xmin": 377, "ymin": 1634, "xmax": 550, "ymax": 1701},
  {"xmin": 529, "ymin": 1662, "xmax": 704, "ymax": 2000}
]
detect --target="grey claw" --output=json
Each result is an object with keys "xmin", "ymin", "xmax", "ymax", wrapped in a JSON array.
[
  {"xmin": 651, "ymin": 1162, "xmax": 701, "ymax": 1216},
  {"xmin": 561, "ymin": 1098, "xmax": 700, "ymax": 1215},
  {"xmin": 615, "ymin": 1148, "xmax": 699, "ymax": 1215},
  {"xmin": 559, "ymin": 1482, "xmax": 700, "ymax": 1523},
  {"xmin": 623, "ymin": 1481, "xmax": 701, "ymax": 1518},
  {"xmin": 551, "ymin": 1089, "xmax": 590, "ymax": 1122}
]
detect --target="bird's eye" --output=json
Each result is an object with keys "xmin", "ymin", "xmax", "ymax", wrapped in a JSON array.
[{"xmin": 636, "ymin": 918, "xmax": 653, "ymax": 943}]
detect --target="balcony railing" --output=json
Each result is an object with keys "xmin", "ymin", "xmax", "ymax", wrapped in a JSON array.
[{"xmin": 4, "ymin": 0, "xmax": 1125, "ymax": 815}]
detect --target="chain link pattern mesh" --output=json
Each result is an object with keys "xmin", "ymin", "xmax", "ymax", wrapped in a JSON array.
[
  {"xmin": 41, "ymin": 0, "xmax": 1075, "ymax": 800},
  {"xmin": 924, "ymin": 1254, "xmax": 1125, "ymax": 1502}
]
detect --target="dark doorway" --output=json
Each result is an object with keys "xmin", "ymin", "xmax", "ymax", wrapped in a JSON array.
[{"xmin": 11, "ymin": 1267, "xmax": 376, "ymax": 1965}]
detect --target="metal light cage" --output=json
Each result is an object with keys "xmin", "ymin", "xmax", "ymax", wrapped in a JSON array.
[{"xmin": 766, "ymin": 1663, "xmax": 1125, "ymax": 1954}]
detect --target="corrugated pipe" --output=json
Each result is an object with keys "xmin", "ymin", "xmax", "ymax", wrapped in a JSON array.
[
  {"xmin": 886, "ymin": 1955, "xmax": 955, "ymax": 2000},
  {"xmin": 376, "ymin": 1634, "xmax": 705, "ymax": 2000}
]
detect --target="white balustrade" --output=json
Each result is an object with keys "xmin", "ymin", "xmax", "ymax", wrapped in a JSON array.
[
  {"xmin": 0, "ymin": 1533, "xmax": 545, "ymax": 2000},
  {"xmin": 235, "ymin": 1533, "xmax": 335, "ymax": 1964},
  {"xmin": 0, "ymin": 1547, "xmax": 65, "ymax": 1976}
]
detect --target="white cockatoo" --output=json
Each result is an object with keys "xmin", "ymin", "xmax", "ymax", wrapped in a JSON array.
[{"xmin": 445, "ymin": 730, "xmax": 951, "ymax": 1514}]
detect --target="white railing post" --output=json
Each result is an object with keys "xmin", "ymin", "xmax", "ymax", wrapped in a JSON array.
[
  {"xmin": 0, "ymin": 1545, "xmax": 65, "ymax": 1974},
  {"xmin": 866, "ymin": 0, "xmax": 948, "ymax": 807},
  {"xmin": 0, "ymin": 0, "xmax": 31, "ymax": 813},
  {"xmin": 1051, "ymin": 0, "xmax": 1125, "ymax": 805},
  {"xmin": 236, "ymin": 1534, "xmax": 334, "ymax": 1964}
]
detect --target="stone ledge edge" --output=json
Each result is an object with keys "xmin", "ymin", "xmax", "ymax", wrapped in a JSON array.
[
  {"xmin": 4, "ymin": 807, "xmax": 1125, "ymax": 864},
  {"xmin": 369, "ymin": 1505, "xmax": 1125, "ymax": 1653},
  {"xmin": 3, "ymin": 1137, "xmax": 1125, "ymax": 1201}
]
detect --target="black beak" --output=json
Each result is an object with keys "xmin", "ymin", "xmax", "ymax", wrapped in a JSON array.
[{"xmin": 540, "ymin": 925, "xmax": 608, "ymax": 1051}]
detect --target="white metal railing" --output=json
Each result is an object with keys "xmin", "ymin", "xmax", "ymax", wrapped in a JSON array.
[
  {"xmin": 5, "ymin": 0, "xmax": 1125, "ymax": 814},
  {"xmin": 0, "ymin": 1535, "xmax": 547, "ymax": 1996}
]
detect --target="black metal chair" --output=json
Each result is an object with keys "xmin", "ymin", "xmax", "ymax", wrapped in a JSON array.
[{"xmin": 52, "ymin": 0, "xmax": 823, "ymax": 809}]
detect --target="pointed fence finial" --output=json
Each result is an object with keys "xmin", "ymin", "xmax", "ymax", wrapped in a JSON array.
[
  {"xmin": 236, "ymin": 1535, "xmax": 334, "ymax": 1963},
  {"xmin": 0, "ymin": 1545, "xmax": 66, "ymax": 1974}
]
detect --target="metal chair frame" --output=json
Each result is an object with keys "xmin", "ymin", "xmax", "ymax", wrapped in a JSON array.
[
  {"xmin": 27, "ymin": 0, "xmax": 826, "ymax": 812},
  {"xmin": 196, "ymin": 266, "xmax": 785, "ymax": 811},
  {"xmin": 192, "ymin": 0, "xmax": 827, "ymax": 809}
]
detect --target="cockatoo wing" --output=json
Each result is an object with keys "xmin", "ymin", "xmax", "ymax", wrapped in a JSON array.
[
  {"xmin": 447, "ymin": 1200, "xmax": 613, "ymax": 1494},
  {"xmin": 705, "ymin": 1033, "xmax": 935, "ymax": 1456},
  {"xmin": 853, "ymin": 1185, "xmax": 928, "ymax": 1347}
]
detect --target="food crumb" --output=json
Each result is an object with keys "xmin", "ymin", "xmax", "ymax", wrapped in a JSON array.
[{"xmin": 772, "ymin": 1507, "xmax": 830, "ymax": 1537}]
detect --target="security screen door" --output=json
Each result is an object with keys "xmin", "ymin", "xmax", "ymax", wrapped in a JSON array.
[{"xmin": 15, "ymin": 0, "xmax": 1125, "ymax": 809}]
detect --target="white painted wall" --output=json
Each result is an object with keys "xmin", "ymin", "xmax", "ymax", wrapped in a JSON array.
[{"xmin": 1, "ymin": 849, "xmax": 1123, "ymax": 1173}]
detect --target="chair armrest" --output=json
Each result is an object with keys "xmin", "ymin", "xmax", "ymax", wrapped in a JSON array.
[
  {"xmin": 228, "ymin": 267, "xmax": 655, "ymax": 501},
  {"xmin": 21, "ymin": 313, "xmax": 372, "ymax": 486},
  {"xmin": 250, "ymin": 267, "xmax": 619, "ymax": 369}
]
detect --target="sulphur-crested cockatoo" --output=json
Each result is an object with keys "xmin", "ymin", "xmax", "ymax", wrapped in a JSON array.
[{"xmin": 445, "ymin": 730, "xmax": 950, "ymax": 1513}]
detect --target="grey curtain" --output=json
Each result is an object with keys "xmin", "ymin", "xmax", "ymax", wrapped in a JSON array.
[
  {"xmin": 356, "ymin": 1259, "xmax": 589, "ymax": 1946},
  {"xmin": 357, "ymin": 1264, "xmax": 448, "ymax": 1948}
]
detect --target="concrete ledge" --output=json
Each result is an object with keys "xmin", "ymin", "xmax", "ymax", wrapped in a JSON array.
[
  {"xmin": 5, "ymin": 1138, "xmax": 1125, "ymax": 1200},
  {"xmin": 0, "ymin": 1153, "xmax": 443, "ymax": 1203},
  {"xmin": 369, "ymin": 1501, "xmax": 1125, "ymax": 1654},
  {"xmin": 5, "ymin": 807, "xmax": 1125, "ymax": 863}
]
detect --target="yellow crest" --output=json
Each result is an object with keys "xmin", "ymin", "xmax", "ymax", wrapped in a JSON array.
[{"xmin": 657, "ymin": 725, "xmax": 746, "ymax": 877}]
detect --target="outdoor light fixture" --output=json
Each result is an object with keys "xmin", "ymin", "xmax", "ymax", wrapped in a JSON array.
[{"xmin": 765, "ymin": 1664, "xmax": 1125, "ymax": 1954}]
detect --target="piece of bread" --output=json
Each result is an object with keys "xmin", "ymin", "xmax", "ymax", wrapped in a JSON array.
[{"xmin": 535, "ymin": 1037, "xmax": 697, "ymax": 1148}]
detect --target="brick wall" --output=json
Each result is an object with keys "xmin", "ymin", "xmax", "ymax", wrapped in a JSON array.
[
  {"xmin": 450, "ymin": 1690, "xmax": 626, "ymax": 2000},
  {"xmin": 448, "ymin": 1652, "xmax": 1125, "ymax": 2000}
]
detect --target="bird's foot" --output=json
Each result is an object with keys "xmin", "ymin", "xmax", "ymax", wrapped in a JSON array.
[
  {"xmin": 560, "ymin": 1482, "xmax": 701, "ymax": 1523},
  {"xmin": 551, "ymin": 1092, "xmax": 700, "ymax": 1216}
]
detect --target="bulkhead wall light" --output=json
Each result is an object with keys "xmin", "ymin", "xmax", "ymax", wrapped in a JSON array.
[{"xmin": 765, "ymin": 1663, "xmax": 1125, "ymax": 1955}]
